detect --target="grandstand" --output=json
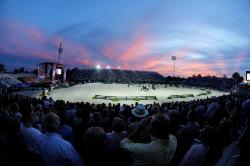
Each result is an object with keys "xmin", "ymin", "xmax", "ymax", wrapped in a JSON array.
[
  {"xmin": 70, "ymin": 69, "xmax": 165, "ymax": 83},
  {"xmin": 181, "ymin": 76, "xmax": 233, "ymax": 91},
  {"xmin": 0, "ymin": 73, "xmax": 22, "ymax": 89}
]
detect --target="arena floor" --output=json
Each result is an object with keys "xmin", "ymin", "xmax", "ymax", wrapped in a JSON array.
[{"xmin": 18, "ymin": 83, "xmax": 229, "ymax": 105}]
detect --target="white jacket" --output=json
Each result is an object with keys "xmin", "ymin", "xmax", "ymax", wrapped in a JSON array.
[{"xmin": 121, "ymin": 135, "xmax": 177, "ymax": 166}]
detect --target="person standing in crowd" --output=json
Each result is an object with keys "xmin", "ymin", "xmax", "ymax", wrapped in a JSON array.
[
  {"xmin": 121, "ymin": 114, "xmax": 177, "ymax": 166},
  {"xmin": 105, "ymin": 117, "xmax": 126, "ymax": 150},
  {"xmin": 237, "ymin": 111, "xmax": 250, "ymax": 166},
  {"xmin": 38, "ymin": 112, "xmax": 83, "ymax": 166},
  {"xmin": 203, "ymin": 118, "xmax": 233, "ymax": 166},
  {"xmin": 105, "ymin": 117, "xmax": 132, "ymax": 166},
  {"xmin": 19, "ymin": 103, "xmax": 42, "ymax": 154},
  {"xmin": 170, "ymin": 110, "xmax": 200, "ymax": 166},
  {"xmin": 127, "ymin": 104, "xmax": 151, "ymax": 143},
  {"xmin": 179, "ymin": 125, "xmax": 215, "ymax": 166},
  {"xmin": 82, "ymin": 127, "xmax": 107, "ymax": 166}
]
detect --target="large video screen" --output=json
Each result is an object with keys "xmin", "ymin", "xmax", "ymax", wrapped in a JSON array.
[{"xmin": 247, "ymin": 71, "xmax": 250, "ymax": 81}]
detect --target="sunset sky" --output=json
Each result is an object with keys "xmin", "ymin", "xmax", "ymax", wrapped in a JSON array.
[{"xmin": 0, "ymin": 0, "xmax": 250, "ymax": 77}]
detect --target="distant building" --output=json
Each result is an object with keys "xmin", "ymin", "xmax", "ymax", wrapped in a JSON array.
[{"xmin": 37, "ymin": 62, "xmax": 66, "ymax": 83}]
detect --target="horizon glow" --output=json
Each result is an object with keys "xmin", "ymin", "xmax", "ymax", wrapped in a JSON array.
[{"xmin": 0, "ymin": 0, "xmax": 250, "ymax": 77}]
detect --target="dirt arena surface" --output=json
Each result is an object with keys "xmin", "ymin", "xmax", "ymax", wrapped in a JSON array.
[{"xmin": 17, "ymin": 83, "xmax": 229, "ymax": 105}]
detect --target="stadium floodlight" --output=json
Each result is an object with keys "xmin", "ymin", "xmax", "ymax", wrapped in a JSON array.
[
  {"xmin": 96, "ymin": 65, "xmax": 101, "ymax": 69},
  {"xmin": 172, "ymin": 56, "xmax": 177, "ymax": 77},
  {"xmin": 56, "ymin": 68, "xmax": 62, "ymax": 75},
  {"xmin": 106, "ymin": 65, "xmax": 110, "ymax": 69},
  {"xmin": 58, "ymin": 43, "xmax": 63, "ymax": 64}
]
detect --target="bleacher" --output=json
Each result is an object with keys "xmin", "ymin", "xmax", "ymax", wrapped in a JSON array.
[
  {"xmin": 180, "ymin": 76, "xmax": 233, "ymax": 91},
  {"xmin": 0, "ymin": 73, "xmax": 22, "ymax": 88},
  {"xmin": 70, "ymin": 69, "xmax": 165, "ymax": 83}
]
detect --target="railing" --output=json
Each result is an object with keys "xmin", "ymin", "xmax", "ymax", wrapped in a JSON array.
[{"xmin": 93, "ymin": 95, "xmax": 157, "ymax": 101}]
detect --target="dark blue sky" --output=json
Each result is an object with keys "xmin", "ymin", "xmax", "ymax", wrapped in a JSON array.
[{"xmin": 0, "ymin": 0, "xmax": 250, "ymax": 77}]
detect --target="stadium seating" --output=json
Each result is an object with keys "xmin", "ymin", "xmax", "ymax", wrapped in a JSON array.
[{"xmin": 70, "ymin": 69, "xmax": 165, "ymax": 83}]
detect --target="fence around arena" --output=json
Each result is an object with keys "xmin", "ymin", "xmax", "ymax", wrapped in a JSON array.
[
  {"xmin": 92, "ymin": 89, "xmax": 213, "ymax": 101},
  {"xmin": 93, "ymin": 95, "xmax": 157, "ymax": 101},
  {"xmin": 167, "ymin": 90, "xmax": 212, "ymax": 99}
]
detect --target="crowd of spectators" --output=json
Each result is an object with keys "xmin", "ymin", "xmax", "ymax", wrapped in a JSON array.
[
  {"xmin": 181, "ymin": 75, "xmax": 233, "ymax": 91},
  {"xmin": 70, "ymin": 69, "xmax": 165, "ymax": 84},
  {"xmin": 165, "ymin": 75, "xmax": 233, "ymax": 91},
  {"xmin": 0, "ymin": 91, "xmax": 250, "ymax": 166},
  {"xmin": 69, "ymin": 69, "xmax": 235, "ymax": 92}
]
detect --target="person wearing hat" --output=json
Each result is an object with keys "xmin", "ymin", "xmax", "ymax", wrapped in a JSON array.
[
  {"xmin": 121, "ymin": 114, "xmax": 177, "ymax": 166},
  {"xmin": 128, "ymin": 104, "xmax": 151, "ymax": 143},
  {"xmin": 131, "ymin": 104, "xmax": 149, "ymax": 118}
]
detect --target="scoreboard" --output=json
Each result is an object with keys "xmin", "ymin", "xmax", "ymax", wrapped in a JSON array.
[{"xmin": 246, "ymin": 71, "xmax": 250, "ymax": 81}]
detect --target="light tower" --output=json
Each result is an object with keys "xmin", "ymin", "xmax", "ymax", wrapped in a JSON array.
[
  {"xmin": 58, "ymin": 43, "xmax": 63, "ymax": 63},
  {"xmin": 172, "ymin": 56, "xmax": 176, "ymax": 76}
]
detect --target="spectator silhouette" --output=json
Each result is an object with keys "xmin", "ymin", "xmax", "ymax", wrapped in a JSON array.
[
  {"xmin": 121, "ymin": 114, "xmax": 177, "ymax": 166},
  {"xmin": 38, "ymin": 112, "xmax": 83, "ymax": 166},
  {"xmin": 171, "ymin": 110, "xmax": 200, "ymax": 166},
  {"xmin": 179, "ymin": 125, "xmax": 215, "ymax": 166},
  {"xmin": 83, "ymin": 127, "xmax": 107, "ymax": 166}
]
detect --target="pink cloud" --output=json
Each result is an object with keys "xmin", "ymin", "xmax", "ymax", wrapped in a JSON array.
[
  {"xmin": 0, "ymin": 20, "xmax": 93, "ymax": 67},
  {"xmin": 119, "ymin": 36, "xmax": 149, "ymax": 62},
  {"xmin": 0, "ymin": 20, "xmax": 237, "ymax": 77},
  {"xmin": 168, "ymin": 48, "xmax": 193, "ymax": 59},
  {"xmin": 102, "ymin": 41, "xmax": 217, "ymax": 76},
  {"xmin": 102, "ymin": 42, "xmax": 118, "ymax": 60},
  {"xmin": 102, "ymin": 35, "xmax": 150, "ymax": 66},
  {"xmin": 233, "ymin": 51, "xmax": 246, "ymax": 72},
  {"xmin": 176, "ymin": 62, "xmax": 217, "ymax": 77},
  {"xmin": 74, "ymin": 59, "xmax": 94, "ymax": 66},
  {"xmin": 139, "ymin": 56, "xmax": 167, "ymax": 70}
]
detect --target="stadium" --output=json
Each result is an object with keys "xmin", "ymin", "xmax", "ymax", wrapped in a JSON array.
[
  {"xmin": 18, "ymin": 69, "xmax": 228, "ymax": 105},
  {"xmin": 1, "ymin": 1, "xmax": 250, "ymax": 166},
  {"xmin": 1, "ymin": 62, "xmax": 248, "ymax": 166}
]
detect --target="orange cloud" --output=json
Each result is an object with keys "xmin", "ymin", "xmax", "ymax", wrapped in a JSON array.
[{"xmin": 140, "ymin": 56, "xmax": 167, "ymax": 69}]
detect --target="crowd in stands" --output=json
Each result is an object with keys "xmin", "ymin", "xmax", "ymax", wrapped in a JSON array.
[
  {"xmin": 68, "ymin": 69, "xmax": 235, "ymax": 92},
  {"xmin": 70, "ymin": 69, "xmax": 165, "ymax": 84},
  {"xmin": 181, "ymin": 75, "xmax": 233, "ymax": 91},
  {"xmin": 1, "ymin": 90, "xmax": 250, "ymax": 166},
  {"xmin": 164, "ymin": 75, "xmax": 233, "ymax": 91}
]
